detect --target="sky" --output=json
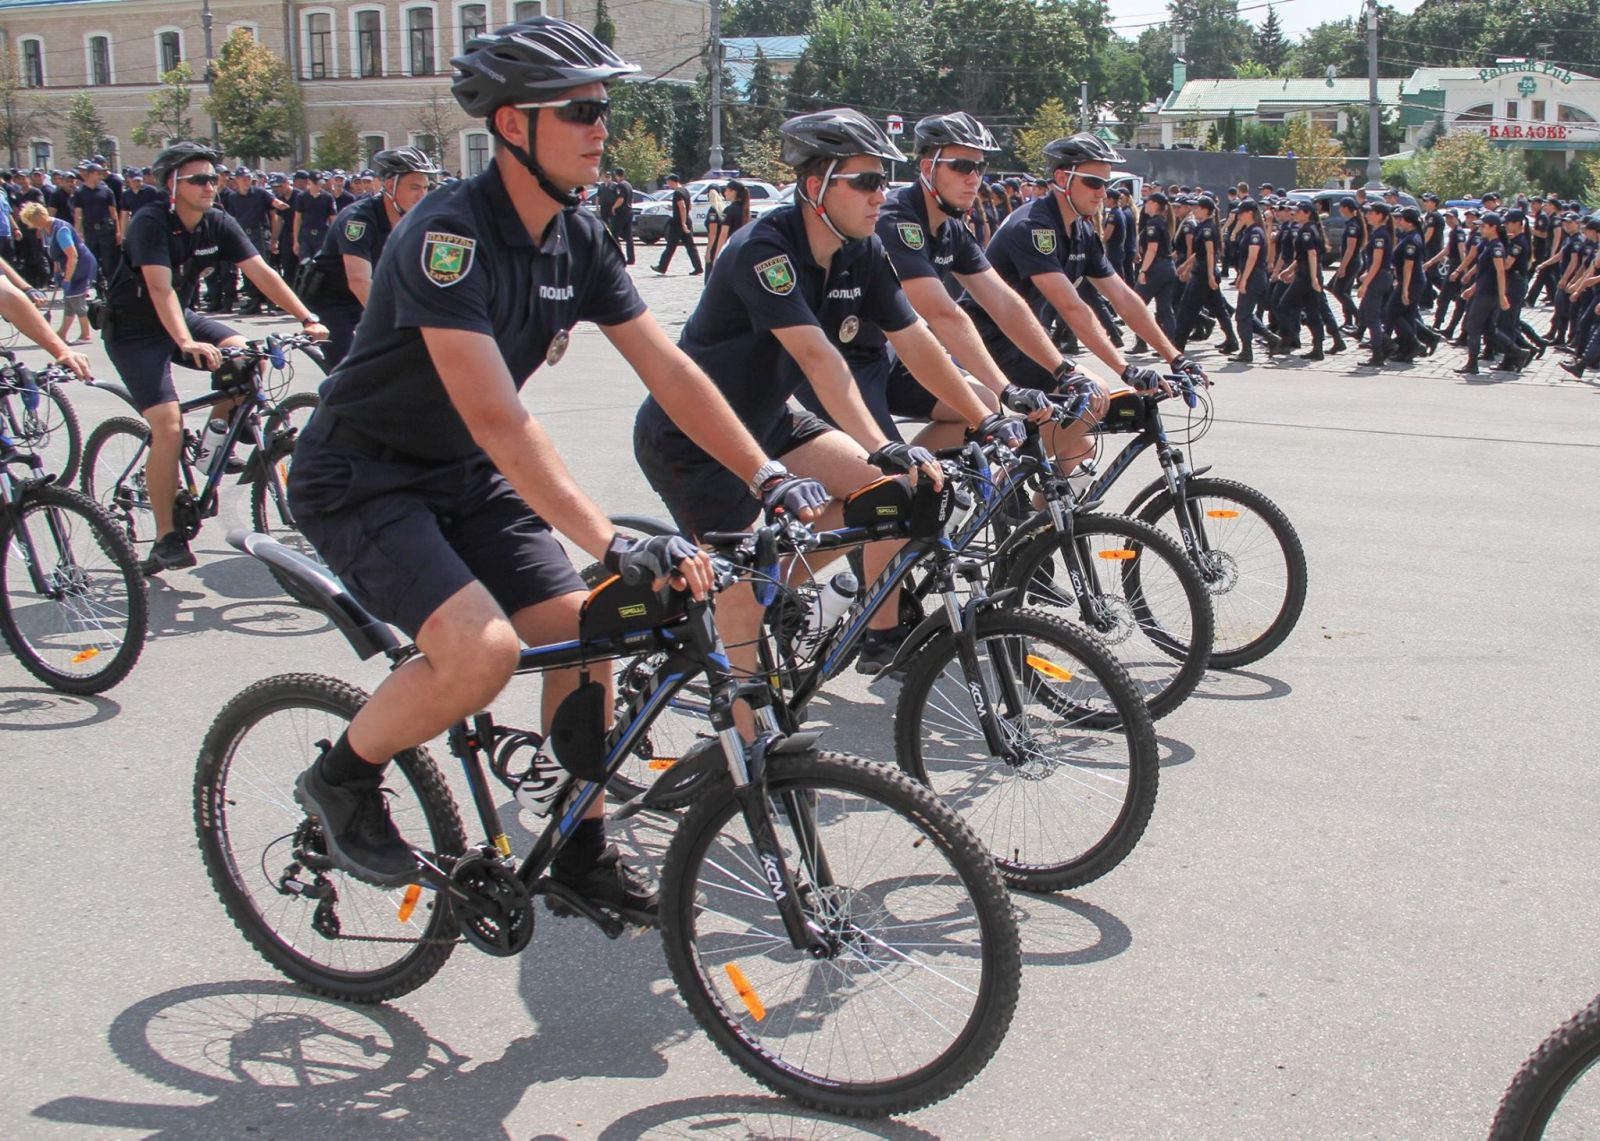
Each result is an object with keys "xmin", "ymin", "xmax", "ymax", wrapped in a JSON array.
[{"xmin": 1105, "ymin": 0, "xmax": 1426, "ymax": 40}]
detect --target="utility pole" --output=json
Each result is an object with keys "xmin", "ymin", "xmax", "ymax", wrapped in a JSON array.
[
  {"xmin": 1080, "ymin": 79, "xmax": 1090, "ymax": 132},
  {"xmin": 202, "ymin": 0, "xmax": 218, "ymax": 145},
  {"xmin": 707, "ymin": 0, "xmax": 723, "ymax": 172},
  {"xmin": 1365, "ymin": 0, "xmax": 1381, "ymax": 188}
]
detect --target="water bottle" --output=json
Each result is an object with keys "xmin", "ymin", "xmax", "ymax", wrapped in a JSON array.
[
  {"xmin": 802, "ymin": 571, "xmax": 858, "ymax": 645},
  {"xmin": 513, "ymin": 739, "xmax": 567, "ymax": 818},
  {"xmin": 196, "ymin": 418, "xmax": 228, "ymax": 473}
]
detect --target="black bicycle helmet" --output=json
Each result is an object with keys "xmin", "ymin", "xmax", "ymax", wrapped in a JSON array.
[
  {"xmin": 1042, "ymin": 133, "xmax": 1124, "ymax": 171},
  {"xmin": 779, "ymin": 108, "xmax": 905, "ymax": 167},
  {"xmin": 372, "ymin": 145, "xmax": 442, "ymax": 180},
  {"xmin": 913, "ymin": 111, "xmax": 999, "ymax": 154},
  {"xmin": 151, "ymin": 141, "xmax": 221, "ymax": 188},
  {"xmin": 451, "ymin": 17, "xmax": 638, "ymax": 206}
]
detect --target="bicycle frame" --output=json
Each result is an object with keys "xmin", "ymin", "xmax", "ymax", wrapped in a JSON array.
[{"xmin": 0, "ymin": 441, "xmax": 71, "ymax": 598}]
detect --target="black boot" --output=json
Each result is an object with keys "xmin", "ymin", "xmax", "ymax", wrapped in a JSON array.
[{"xmin": 1455, "ymin": 357, "xmax": 1480, "ymax": 375}]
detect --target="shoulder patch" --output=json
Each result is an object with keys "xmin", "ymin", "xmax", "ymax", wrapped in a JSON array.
[
  {"xmin": 896, "ymin": 222, "xmax": 925, "ymax": 251},
  {"xmin": 1031, "ymin": 228, "xmax": 1057, "ymax": 255},
  {"xmin": 344, "ymin": 219, "xmax": 367, "ymax": 241},
  {"xmin": 421, "ymin": 231, "xmax": 475, "ymax": 287},
  {"xmin": 755, "ymin": 254, "xmax": 796, "ymax": 296}
]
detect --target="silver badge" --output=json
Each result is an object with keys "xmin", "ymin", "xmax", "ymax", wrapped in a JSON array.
[
  {"xmin": 546, "ymin": 328, "xmax": 570, "ymax": 366},
  {"xmin": 839, "ymin": 315, "xmax": 860, "ymax": 343}
]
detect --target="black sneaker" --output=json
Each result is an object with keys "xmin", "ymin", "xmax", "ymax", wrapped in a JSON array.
[
  {"xmin": 1560, "ymin": 361, "xmax": 1584, "ymax": 379},
  {"xmin": 293, "ymin": 764, "xmax": 419, "ymax": 887},
  {"xmin": 856, "ymin": 626, "xmax": 909, "ymax": 676},
  {"xmin": 141, "ymin": 532, "xmax": 196, "ymax": 576},
  {"xmin": 548, "ymin": 845, "xmax": 659, "ymax": 927}
]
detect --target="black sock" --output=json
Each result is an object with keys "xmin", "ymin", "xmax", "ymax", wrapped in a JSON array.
[
  {"xmin": 557, "ymin": 818, "xmax": 606, "ymax": 874},
  {"xmin": 318, "ymin": 731, "xmax": 384, "ymax": 785}
]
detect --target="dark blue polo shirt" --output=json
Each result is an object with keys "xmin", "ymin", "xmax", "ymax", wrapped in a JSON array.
[
  {"xmin": 71, "ymin": 183, "xmax": 116, "ymax": 228},
  {"xmin": 317, "ymin": 161, "xmax": 645, "ymax": 464},
  {"xmin": 127, "ymin": 185, "xmax": 167, "ymax": 213},
  {"xmin": 1505, "ymin": 231, "xmax": 1531, "ymax": 278},
  {"xmin": 1393, "ymin": 229, "xmax": 1423, "ymax": 290},
  {"xmin": 1476, "ymin": 237, "xmax": 1506, "ymax": 299},
  {"xmin": 639, "ymin": 202, "xmax": 917, "ymax": 453},
  {"xmin": 1363, "ymin": 225, "xmax": 1391, "ymax": 275},
  {"xmin": 226, "ymin": 185, "xmax": 275, "ymax": 233},
  {"xmin": 105, "ymin": 203, "xmax": 257, "ymax": 339},
  {"xmin": 1294, "ymin": 221, "xmax": 1323, "ymax": 272},
  {"xmin": 308, "ymin": 195, "xmax": 393, "ymax": 305},
  {"xmin": 1140, "ymin": 215, "xmax": 1171, "ymax": 260},
  {"xmin": 296, "ymin": 190, "xmax": 337, "ymax": 234}
]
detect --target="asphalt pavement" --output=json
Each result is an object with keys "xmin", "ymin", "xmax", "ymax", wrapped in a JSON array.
[{"xmin": 3, "ymin": 262, "xmax": 1599, "ymax": 1140}]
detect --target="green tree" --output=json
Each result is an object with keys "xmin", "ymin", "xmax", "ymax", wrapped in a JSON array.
[
  {"xmin": 1339, "ymin": 104, "xmax": 1405, "ymax": 163},
  {"xmin": 1239, "ymin": 120, "xmax": 1286, "ymax": 154},
  {"xmin": 412, "ymin": 92, "xmax": 468, "ymax": 172},
  {"xmin": 1013, "ymin": 97, "xmax": 1077, "ymax": 174},
  {"xmin": 1254, "ymin": 6, "xmax": 1289, "ymax": 74},
  {"xmin": 724, "ymin": 0, "xmax": 817, "ymax": 36},
  {"xmin": 205, "ymin": 30, "xmax": 303, "ymax": 163},
  {"xmin": 314, "ymin": 111, "xmax": 362, "ymax": 170},
  {"xmin": 1168, "ymin": 0, "xmax": 1253, "ymax": 79},
  {"xmin": 0, "ymin": 49, "xmax": 54, "ymax": 168},
  {"xmin": 131, "ymin": 63, "xmax": 195, "ymax": 150},
  {"xmin": 610, "ymin": 118, "xmax": 672, "ymax": 186},
  {"xmin": 1284, "ymin": 115, "xmax": 1345, "ymax": 186},
  {"xmin": 594, "ymin": 0, "xmax": 616, "ymax": 47},
  {"xmin": 742, "ymin": 47, "xmax": 784, "ymax": 137},
  {"xmin": 1234, "ymin": 61, "xmax": 1274, "ymax": 79},
  {"xmin": 1221, "ymin": 109, "xmax": 1241, "ymax": 150},
  {"xmin": 1288, "ymin": 19, "xmax": 1366, "ymax": 81},
  {"xmin": 1133, "ymin": 25, "xmax": 1179, "ymax": 103},
  {"xmin": 1398, "ymin": 131, "xmax": 1530, "ymax": 200},
  {"xmin": 790, "ymin": 0, "xmax": 934, "ymax": 114},
  {"xmin": 736, "ymin": 130, "xmax": 791, "ymax": 184},
  {"xmin": 64, "ymin": 92, "xmax": 108, "ymax": 163},
  {"xmin": 1097, "ymin": 36, "xmax": 1150, "ymax": 139}
]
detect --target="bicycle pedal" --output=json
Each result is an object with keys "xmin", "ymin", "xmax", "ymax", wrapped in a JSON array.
[{"xmin": 541, "ymin": 881, "xmax": 629, "ymax": 938}]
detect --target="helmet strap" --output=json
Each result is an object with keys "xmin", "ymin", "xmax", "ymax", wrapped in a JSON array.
[
  {"xmin": 799, "ymin": 157, "xmax": 851, "ymax": 245},
  {"xmin": 918, "ymin": 147, "xmax": 965, "ymax": 219},
  {"xmin": 381, "ymin": 175, "xmax": 409, "ymax": 217},
  {"xmin": 492, "ymin": 110, "xmax": 580, "ymax": 209}
]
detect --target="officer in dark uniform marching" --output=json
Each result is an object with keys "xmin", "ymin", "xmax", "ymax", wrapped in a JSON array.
[
  {"xmin": 652, "ymin": 172, "xmax": 701, "ymax": 275},
  {"xmin": 1228, "ymin": 199, "xmax": 1273, "ymax": 364},
  {"xmin": 1355, "ymin": 201, "xmax": 1394, "ymax": 368},
  {"xmin": 1453, "ymin": 211, "xmax": 1525, "ymax": 375},
  {"xmin": 1133, "ymin": 192, "xmax": 1179, "ymax": 346},
  {"xmin": 228, "ymin": 168, "xmax": 278, "ymax": 314},
  {"xmin": 610, "ymin": 166, "xmax": 635, "ymax": 264},
  {"xmin": 300, "ymin": 146, "xmax": 440, "ymax": 370},
  {"xmin": 1330, "ymin": 196, "xmax": 1363, "ymax": 330},
  {"xmin": 1175, "ymin": 195, "xmax": 1238, "ymax": 355},
  {"xmin": 71, "ymin": 160, "xmax": 118, "ymax": 285},
  {"xmin": 1387, "ymin": 206, "xmax": 1430, "ymax": 361},
  {"xmin": 294, "ymin": 171, "xmax": 337, "ymax": 262}
]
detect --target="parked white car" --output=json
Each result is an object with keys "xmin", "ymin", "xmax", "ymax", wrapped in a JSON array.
[{"xmin": 634, "ymin": 179, "xmax": 784, "ymax": 241}]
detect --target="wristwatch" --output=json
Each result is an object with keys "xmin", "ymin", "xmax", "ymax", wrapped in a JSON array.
[
  {"xmin": 300, "ymin": 312, "xmax": 321, "ymax": 326},
  {"xmin": 747, "ymin": 459, "xmax": 791, "ymax": 498}
]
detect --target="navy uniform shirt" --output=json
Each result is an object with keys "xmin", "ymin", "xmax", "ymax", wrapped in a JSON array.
[
  {"xmin": 1191, "ymin": 218, "xmax": 1220, "ymax": 279},
  {"xmin": 1121, "ymin": 204, "xmax": 1137, "ymax": 266},
  {"xmin": 639, "ymin": 202, "xmax": 917, "ymax": 453},
  {"xmin": 1139, "ymin": 215, "xmax": 1172, "ymax": 261},
  {"xmin": 1445, "ymin": 225, "xmax": 1466, "ymax": 268},
  {"xmin": 72, "ymin": 183, "xmax": 116, "ymax": 228},
  {"xmin": 127, "ymin": 184, "xmax": 167, "ymax": 214},
  {"xmin": 667, "ymin": 186, "xmax": 692, "ymax": 231},
  {"xmin": 1505, "ymin": 231, "xmax": 1532, "ymax": 278},
  {"xmin": 1531, "ymin": 209, "xmax": 1553, "ymax": 254},
  {"xmin": 1294, "ymin": 221, "xmax": 1324, "ymax": 276},
  {"xmin": 318, "ymin": 162, "xmax": 644, "ymax": 464},
  {"xmin": 1362, "ymin": 225, "xmax": 1391, "ymax": 276},
  {"xmin": 307, "ymin": 195, "xmax": 393, "ymax": 306},
  {"xmin": 864, "ymin": 183, "xmax": 989, "ymax": 362},
  {"xmin": 1237, "ymin": 224, "xmax": 1267, "ymax": 281},
  {"xmin": 1393, "ymin": 230, "xmax": 1423, "ymax": 294},
  {"xmin": 1102, "ymin": 207, "xmax": 1124, "ymax": 265},
  {"xmin": 296, "ymin": 190, "xmax": 337, "ymax": 235},
  {"xmin": 1476, "ymin": 237, "xmax": 1507, "ymax": 299},
  {"xmin": 106, "ymin": 203, "xmax": 258, "ymax": 339},
  {"xmin": 1175, "ymin": 215, "xmax": 1195, "ymax": 265},
  {"xmin": 1423, "ymin": 210, "xmax": 1444, "ymax": 258},
  {"xmin": 226, "ymin": 185, "xmax": 275, "ymax": 233}
]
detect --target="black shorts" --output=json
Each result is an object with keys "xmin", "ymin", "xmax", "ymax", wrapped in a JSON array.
[
  {"xmin": 796, "ymin": 351, "xmax": 938, "ymax": 443},
  {"xmin": 287, "ymin": 413, "xmax": 585, "ymax": 639},
  {"xmin": 634, "ymin": 406, "xmax": 834, "ymax": 538},
  {"xmin": 103, "ymin": 311, "xmax": 240, "ymax": 412}
]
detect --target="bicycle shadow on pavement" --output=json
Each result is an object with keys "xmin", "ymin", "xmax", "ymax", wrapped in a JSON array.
[
  {"xmin": 0, "ymin": 684, "xmax": 120, "ymax": 730},
  {"xmin": 1190, "ymin": 667, "xmax": 1291, "ymax": 703},
  {"xmin": 597, "ymin": 1094, "xmax": 942, "ymax": 1139},
  {"xmin": 143, "ymin": 579, "xmax": 331, "ymax": 643}
]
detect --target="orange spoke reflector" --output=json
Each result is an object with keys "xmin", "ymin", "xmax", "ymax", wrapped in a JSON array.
[
  {"xmin": 1026, "ymin": 654, "xmax": 1073, "ymax": 682},
  {"xmin": 647, "ymin": 758, "xmax": 677, "ymax": 771},
  {"xmin": 277, "ymin": 461, "xmax": 291, "ymax": 482},
  {"xmin": 70, "ymin": 648, "xmax": 100, "ymax": 664},
  {"xmin": 1096, "ymin": 549, "xmax": 1136, "ymax": 560},
  {"xmin": 397, "ymin": 884, "xmax": 422, "ymax": 923},
  {"xmin": 725, "ymin": 963, "xmax": 766, "ymax": 1021},
  {"xmin": 1206, "ymin": 509, "xmax": 1239, "ymax": 518}
]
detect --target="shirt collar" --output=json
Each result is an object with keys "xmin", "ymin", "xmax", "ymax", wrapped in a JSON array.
[{"xmin": 482, "ymin": 159, "xmax": 566, "ymax": 254}]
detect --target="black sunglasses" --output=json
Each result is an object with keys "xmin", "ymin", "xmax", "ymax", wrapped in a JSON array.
[
  {"xmin": 1067, "ymin": 172, "xmax": 1109, "ymax": 191},
  {"xmin": 934, "ymin": 158, "xmax": 988, "ymax": 176},
  {"xmin": 516, "ymin": 98, "xmax": 611, "ymax": 126},
  {"xmin": 178, "ymin": 173, "xmax": 220, "ymax": 187},
  {"xmin": 828, "ymin": 170, "xmax": 889, "ymax": 193}
]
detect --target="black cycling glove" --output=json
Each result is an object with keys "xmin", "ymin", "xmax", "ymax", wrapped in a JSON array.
[
  {"xmin": 1121, "ymin": 363, "xmax": 1165, "ymax": 391},
  {"xmin": 761, "ymin": 474, "xmax": 829, "ymax": 518},
  {"xmin": 1049, "ymin": 358, "xmax": 1082, "ymax": 392},
  {"xmin": 868, "ymin": 441, "xmax": 937, "ymax": 475},
  {"xmin": 1000, "ymin": 384, "xmax": 1052, "ymax": 416},
  {"xmin": 1171, "ymin": 352, "xmax": 1208, "ymax": 385},
  {"xmin": 604, "ymin": 532, "xmax": 701, "ymax": 585},
  {"xmin": 969, "ymin": 412, "xmax": 1027, "ymax": 448}
]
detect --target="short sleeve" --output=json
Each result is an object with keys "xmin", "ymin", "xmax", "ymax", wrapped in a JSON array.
[
  {"xmin": 53, "ymin": 225, "xmax": 72, "ymax": 253},
  {"xmin": 1001, "ymin": 217, "xmax": 1064, "ymax": 282},
  {"xmin": 1080, "ymin": 226, "xmax": 1116, "ymax": 279},
  {"xmin": 335, "ymin": 210, "xmax": 378, "ymax": 262},
  {"xmin": 1247, "ymin": 232, "xmax": 1263, "ymax": 247},
  {"xmin": 877, "ymin": 215, "xmax": 939, "ymax": 281},
  {"xmin": 861, "ymin": 244, "xmax": 917, "ymax": 334},
  {"xmin": 124, "ymin": 212, "xmax": 171, "ymax": 270},
  {"xmin": 387, "ymin": 219, "xmax": 495, "ymax": 335},
  {"xmin": 576, "ymin": 217, "xmax": 647, "ymax": 328},
  {"xmin": 950, "ymin": 223, "xmax": 990, "ymax": 276}
]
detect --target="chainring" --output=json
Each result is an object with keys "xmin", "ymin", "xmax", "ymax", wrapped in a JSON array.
[
  {"xmin": 450, "ymin": 854, "xmax": 534, "ymax": 957},
  {"xmin": 172, "ymin": 490, "xmax": 202, "ymax": 542}
]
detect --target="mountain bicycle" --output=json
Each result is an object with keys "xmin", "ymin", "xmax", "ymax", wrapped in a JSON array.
[
  {"xmin": 0, "ymin": 352, "xmax": 80, "ymax": 485},
  {"xmin": 79, "ymin": 333, "xmax": 323, "ymax": 603},
  {"xmin": 593, "ymin": 447, "xmax": 1162, "ymax": 892},
  {"xmin": 1071, "ymin": 373, "xmax": 1307, "ymax": 668},
  {"xmin": 0, "ymin": 431, "xmax": 146, "ymax": 692},
  {"xmin": 196, "ymin": 529, "xmax": 1021, "ymax": 1118},
  {"xmin": 1490, "ymin": 993, "xmax": 1600, "ymax": 1139}
]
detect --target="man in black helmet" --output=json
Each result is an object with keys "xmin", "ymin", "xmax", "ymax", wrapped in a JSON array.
[
  {"xmin": 962, "ymin": 133, "xmax": 1203, "ymax": 394},
  {"xmin": 299, "ymin": 146, "xmax": 441, "ymax": 368},
  {"xmin": 102, "ymin": 141, "xmax": 327, "ymax": 573},
  {"xmin": 285, "ymin": 19, "xmax": 824, "ymax": 911},
  {"xmin": 636, "ymin": 106, "xmax": 1017, "ymax": 675}
]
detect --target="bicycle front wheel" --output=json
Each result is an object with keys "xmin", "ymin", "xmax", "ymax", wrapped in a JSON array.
[
  {"xmin": 80, "ymin": 415, "xmax": 158, "ymax": 551},
  {"xmin": 1005, "ymin": 512, "xmax": 1214, "ymax": 721},
  {"xmin": 8, "ymin": 380, "xmax": 81, "ymax": 484},
  {"xmin": 660, "ymin": 749, "xmax": 1020, "ymax": 1117},
  {"xmin": 1137, "ymin": 476, "xmax": 1307, "ymax": 669},
  {"xmin": 894, "ymin": 608, "xmax": 1159, "ymax": 891},
  {"xmin": 250, "ymin": 437, "xmax": 325, "ymax": 606},
  {"xmin": 194, "ymin": 674, "xmax": 466, "ymax": 1003},
  {"xmin": 1491, "ymin": 994, "xmax": 1600, "ymax": 1140},
  {"xmin": 0, "ymin": 482, "xmax": 146, "ymax": 692}
]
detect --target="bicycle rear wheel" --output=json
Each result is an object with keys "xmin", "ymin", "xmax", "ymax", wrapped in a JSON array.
[
  {"xmin": 0, "ymin": 482, "xmax": 146, "ymax": 692},
  {"xmin": 894, "ymin": 607, "xmax": 1159, "ymax": 891},
  {"xmin": 1005, "ymin": 512, "xmax": 1214, "ymax": 721},
  {"xmin": 194, "ymin": 674, "xmax": 466, "ymax": 1003},
  {"xmin": 1491, "ymin": 994, "xmax": 1600, "ymax": 1140},
  {"xmin": 1137, "ymin": 477, "xmax": 1307, "ymax": 669},
  {"xmin": 6, "ymin": 380, "xmax": 80, "ymax": 485},
  {"xmin": 251, "ymin": 437, "xmax": 325, "ymax": 606},
  {"xmin": 80, "ymin": 415, "xmax": 159, "ymax": 551},
  {"xmin": 660, "ymin": 749, "xmax": 1020, "ymax": 1117}
]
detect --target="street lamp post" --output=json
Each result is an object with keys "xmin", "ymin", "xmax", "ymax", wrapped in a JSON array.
[
  {"xmin": 1366, "ymin": 0, "xmax": 1382, "ymax": 188},
  {"xmin": 202, "ymin": 0, "xmax": 218, "ymax": 145},
  {"xmin": 707, "ymin": 0, "xmax": 723, "ymax": 172}
]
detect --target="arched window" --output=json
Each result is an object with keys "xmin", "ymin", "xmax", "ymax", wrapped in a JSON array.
[
  {"xmin": 85, "ymin": 33, "xmax": 113, "ymax": 86},
  {"xmin": 154, "ymin": 27, "xmax": 185, "ymax": 76},
  {"xmin": 302, "ymin": 8, "xmax": 338, "ymax": 79},
  {"xmin": 1558, "ymin": 104, "xmax": 1597, "ymax": 124},
  {"xmin": 403, "ymin": 3, "xmax": 439, "ymax": 77},
  {"xmin": 350, "ymin": 7, "xmax": 387, "ymax": 78},
  {"xmin": 18, "ymin": 37, "xmax": 44, "ymax": 87},
  {"xmin": 1456, "ymin": 102, "xmax": 1493, "ymax": 123}
]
